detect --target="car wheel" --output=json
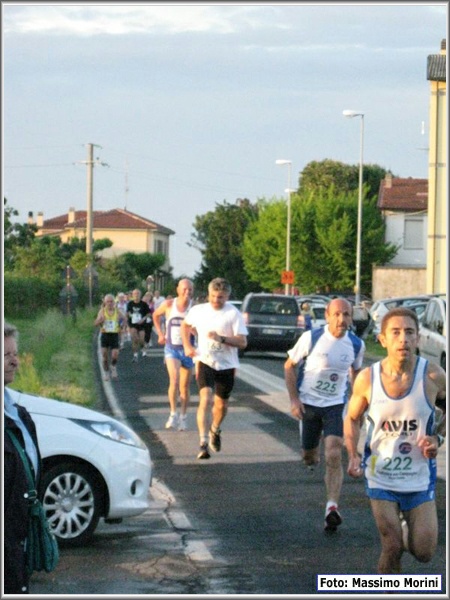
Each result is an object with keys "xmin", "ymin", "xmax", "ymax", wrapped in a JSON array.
[{"xmin": 41, "ymin": 462, "xmax": 103, "ymax": 548}]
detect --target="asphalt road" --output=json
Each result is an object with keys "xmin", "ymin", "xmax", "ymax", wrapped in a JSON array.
[{"xmin": 31, "ymin": 339, "xmax": 447, "ymax": 596}]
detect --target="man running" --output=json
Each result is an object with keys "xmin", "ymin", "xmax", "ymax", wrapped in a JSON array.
[
  {"xmin": 153, "ymin": 278, "xmax": 195, "ymax": 431},
  {"xmin": 344, "ymin": 307, "xmax": 446, "ymax": 574}
]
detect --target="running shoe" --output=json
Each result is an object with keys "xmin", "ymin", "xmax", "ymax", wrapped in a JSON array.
[
  {"xmin": 324, "ymin": 505, "xmax": 342, "ymax": 532},
  {"xmin": 103, "ymin": 371, "xmax": 110, "ymax": 381},
  {"xmin": 209, "ymin": 428, "xmax": 221, "ymax": 452},
  {"xmin": 178, "ymin": 415, "xmax": 187, "ymax": 431},
  {"xmin": 197, "ymin": 443, "xmax": 211, "ymax": 460},
  {"xmin": 132, "ymin": 353, "xmax": 138, "ymax": 363},
  {"xmin": 165, "ymin": 414, "xmax": 179, "ymax": 430},
  {"xmin": 111, "ymin": 366, "xmax": 118, "ymax": 379},
  {"xmin": 142, "ymin": 350, "xmax": 147, "ymax": 357}
]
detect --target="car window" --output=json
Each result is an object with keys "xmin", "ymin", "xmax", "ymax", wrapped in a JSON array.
[{"xmin": 248, "ymin": 297, "xmax": 298, "ymax": 315}]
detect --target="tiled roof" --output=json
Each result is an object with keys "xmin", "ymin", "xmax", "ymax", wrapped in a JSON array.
[
  {"xmin": 377, "ymin": 177, "xmax": 428, "ymax": 211},
  {"xmin": 41, "ymin": 208, "xmax": 175, "ymax": 235}
]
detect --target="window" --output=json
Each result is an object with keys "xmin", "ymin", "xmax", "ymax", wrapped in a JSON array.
[
  {"xmin": 154, "ymin": 240, "xmax": 167, "ymax": 256},
  {"xmin": 404, "ymin": 218, "xmax": 423, "ymax": 250}
]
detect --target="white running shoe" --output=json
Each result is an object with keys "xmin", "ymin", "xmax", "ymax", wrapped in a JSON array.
[
  {"xmin": 111, "ymin": 366, "xmax": 118, "ymax": 379},
  {"xmin": 103, "ymin": 371, "xmax": 110, "ymax": 381},
  {"xmin": 165, "ymin": 414, "xmax": 179, "ymax": 429},
  {"xmin": 178, "ymin": 415, "xmax": 187, "ymax": 431}
]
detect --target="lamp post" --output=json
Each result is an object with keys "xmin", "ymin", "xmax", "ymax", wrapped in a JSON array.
[
  {"xmin": 275, "ymin": 159, "xmax": 292, "ymax": 295},
  {"xmin": 343, "ymin": 110, "xmax": 364, "ymax": 305}
]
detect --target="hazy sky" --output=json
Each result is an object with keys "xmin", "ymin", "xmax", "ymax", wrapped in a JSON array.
[{"xmin": 3, "ymin": 2, "xmax": 447, "ymax": 277}]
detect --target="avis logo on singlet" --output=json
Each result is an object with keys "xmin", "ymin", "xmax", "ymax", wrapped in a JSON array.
[{"xmin": 381, "ymin": 419, "xmax": 418, "ymax": 434}]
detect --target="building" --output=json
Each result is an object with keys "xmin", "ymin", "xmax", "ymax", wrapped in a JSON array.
[
  {"xmin": 372, "ymin": 175, "xmax": 428, "ymax": 300},
  {"xmin": 32, "ymin": 207, "xmax": 175, "ymax": 272},
  {"xmin": 426, "ymin": 39, "xmax": 447, "ymax": 295}
]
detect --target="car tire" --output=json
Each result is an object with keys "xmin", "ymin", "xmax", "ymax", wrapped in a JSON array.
[{"xmin": 40, "ymin": 462, "xmax": 103, "ymax": 548}]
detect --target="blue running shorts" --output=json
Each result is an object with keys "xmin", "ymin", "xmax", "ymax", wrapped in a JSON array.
[{"xmin": 164, "ymin": 346, "xmax": 194, "ymax": 369}]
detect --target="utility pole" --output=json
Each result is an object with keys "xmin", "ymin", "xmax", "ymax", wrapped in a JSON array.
[{"xmin": 78, "ymin": 143, "xmax": 108, "ymax": 306}]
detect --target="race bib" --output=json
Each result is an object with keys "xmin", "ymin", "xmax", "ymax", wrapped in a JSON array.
[
  {"xmin": 208, "ymin": 339, "xmax": 224, "ymax": 353},
  {"xmin": 131, "ymin": 312, "xmax": 141, "ymax": 324},
  {"xmin": 104, "ymin": 320, "xmax": 116, "ymax": 333},
  {"xmin": 309, "ymin": 369, "xmax": 342, "ymax": 397},
  {"xmin": 170, "ymin": 327, "xmax": 182, "ymax": 346}
]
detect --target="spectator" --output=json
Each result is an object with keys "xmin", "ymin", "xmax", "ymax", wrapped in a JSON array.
[{"xmin": 4, "ymin": 322, "xmax": 43, "ymax": 593}]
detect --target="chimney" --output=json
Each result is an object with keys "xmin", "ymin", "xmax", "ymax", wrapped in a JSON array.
[
  {"xmin": 27, "ymin": 211, "xmax": 34, "ymax": 225},
  {"xmin": 385, "ymin": 172, "xmax": 393, "ymax": 189},
  {"xmin": 68, "ymin": 207, "xmax": 75, "ymax": 223},
  {"xmin": 37, "ymin": 212, "xmax": 44, "ymax": 228}
]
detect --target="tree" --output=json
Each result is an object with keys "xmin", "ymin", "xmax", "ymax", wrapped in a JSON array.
[
  {"xmin": 190, "ymin": 199, "xmax": 260, "ymax": 298},
  {"xmin": 102, "ymin": 252, "xmax": 166, "ymax": 291},
  {"xmin": 4, "ymin": 198, "xmax": 37, "ymax": 270},
  {"xmin": 243, "ymin": 186, "xmax": 397, "ymax": 296},
  {"xmin": 300, "ymin": 159, "xmax": 391, "ymax": 199}
]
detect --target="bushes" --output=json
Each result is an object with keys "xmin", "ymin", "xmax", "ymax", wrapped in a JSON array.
[
  {"xmin": 7, "ymin": 308, "xmax": 98, "ymax": 407},
  {"xmin": 4, "ymin": 274, "xmax": 61, "ymax": 318}
]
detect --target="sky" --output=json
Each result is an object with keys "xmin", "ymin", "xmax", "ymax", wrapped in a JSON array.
[{"xmin": 2, "ymin": 2, "xmax": 447, "ymax": 278}]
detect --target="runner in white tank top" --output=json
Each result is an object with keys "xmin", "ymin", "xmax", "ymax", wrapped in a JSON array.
[
  {"xmin": 153, "ymin": 279, "xmax": 195, "ymax": 431},
  {"xmin": 344, "ymin": 307, "xmax": 446, "ymax": 576}
]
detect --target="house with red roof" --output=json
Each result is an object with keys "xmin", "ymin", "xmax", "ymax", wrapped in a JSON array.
[
  {"xmin": 32, "ymin": 207, "xmax": 175, "ymax": 272},
  {"xmin": 372, "ymin": 174, "xmax": 428, "ymax": 299}
]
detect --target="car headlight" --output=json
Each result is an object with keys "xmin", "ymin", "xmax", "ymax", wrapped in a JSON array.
[{"xmin": 70, "ymin": 418, "xmax": 148, "ymax": 449}]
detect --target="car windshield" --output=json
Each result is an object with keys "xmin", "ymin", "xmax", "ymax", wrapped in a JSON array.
[{"xmin": 248, "ymin": 298, "xmax": 298, "ymax": 315}]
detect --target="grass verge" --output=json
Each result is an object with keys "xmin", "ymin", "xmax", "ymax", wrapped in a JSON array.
[{"xmin": 7, "ymin": 308, "xmax": 98, "ymax": 407}]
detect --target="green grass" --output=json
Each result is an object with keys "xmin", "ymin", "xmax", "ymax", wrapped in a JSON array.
[
  {"xmin": 364, "ymin": 337, "xmax": 385, "ymax": 359},
  {"xmin": 7, "ymin": 308, "xmax": 98, "ymax": 407}
]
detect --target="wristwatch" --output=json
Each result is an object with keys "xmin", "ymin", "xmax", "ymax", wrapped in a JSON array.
[{"xmin": 220, "ymin": 336, "xmax": 226, "ymax": 344}]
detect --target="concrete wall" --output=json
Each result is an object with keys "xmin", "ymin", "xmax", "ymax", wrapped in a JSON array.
[{"xmin": 372, "ymin": 266, "xmax": 427, "ymax": 301}]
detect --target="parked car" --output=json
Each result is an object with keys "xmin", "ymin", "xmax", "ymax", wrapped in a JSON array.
[
  {"xmin": 370, "ymin": 295, "xmax": 432, "ymax": 340},
  {"xmin": 404, "ymin": 301, "xmax": 429, "ymax": 324},
  {"xmin": 8, "ymin": 388, "xmax": 152, "ymax": 547},
  {"xmin": 228, "ymin": 300, "xmax": 242, "ymax": 311},
  {"xmin": 418, "ymin": 296, "xmax": 446, "ymax": 370},
  {"xmin": 309, "ymin": 303, "xmax": 327, "ymax": 329},
  {"xmin": 240, "ymin": 293, "xmax": 304, "ymax": 355},
  {"xmin": 296, "ymin": 294, "xmax": 330, "ymax": 307},
  {"xmin": 352, "ymin": 304, "xmax": 373, "ymax": 338}
]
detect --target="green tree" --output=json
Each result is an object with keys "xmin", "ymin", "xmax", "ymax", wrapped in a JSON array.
[
  {"xmin": 4, "ymin": 198, "xmax": 37, "ymax": 270},
  {"xmin": 12, "ymin": 236, "xmax": 66, "ymax": 282},
  {"xmin": 300, "ymin": 159, "xmax": 391, "ymax": 199},
  {"xmin": 243, "ymin": 186, "xmax": 397, "ymax": 296},
  {"xmin": 103, "ymin": 252, "xmax": 166, "ymax": 291},
  {"xmin": 190, "ymin": 199, "xmax": 260, "ymax": 298}
]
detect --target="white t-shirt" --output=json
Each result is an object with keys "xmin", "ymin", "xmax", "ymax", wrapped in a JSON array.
[
  {"xmin": 287, "ymin": 326, "xmax": 365, "ymax": 407},
  {"xmin": 184, "ymin": 302, "xmax": 248, "ymax": 370}
]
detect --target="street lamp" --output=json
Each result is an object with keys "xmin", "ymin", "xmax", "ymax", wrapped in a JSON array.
[
  {"xmin": 275, "ymin": 159, "xmax": 292, "ymax": 295},
  {"xmin": 343, "ymin": 110, "xmax": 365, "ymax": 305}
]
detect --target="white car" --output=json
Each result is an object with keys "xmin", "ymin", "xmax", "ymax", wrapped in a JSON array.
[
  {"xmin": 370, "ymin": 295, "xmax": 431, "ymax": 340},
  {"xmin": 8, "ymin": 388, "xmax": 152, "ymax": 547},
  {"xmin": 418, "ymin": 296, "xmax": 446, "ymax": 370}
]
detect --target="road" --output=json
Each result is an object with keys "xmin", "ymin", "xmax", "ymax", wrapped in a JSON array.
[{"xmin": 31, "ymin": 342, "xmax": 447, "ymax": 596}]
